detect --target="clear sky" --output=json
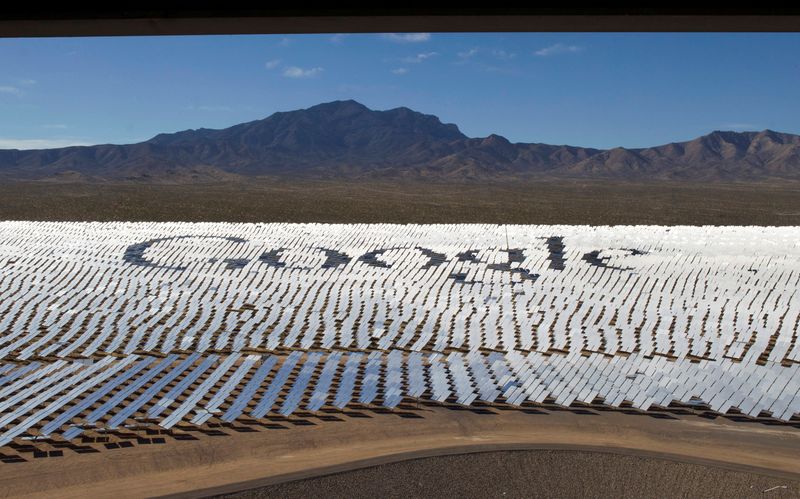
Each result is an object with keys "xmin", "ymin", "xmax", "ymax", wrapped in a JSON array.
[{"xmin": 1, "ymin": 33, "xmax": 798, "ymax": 150}]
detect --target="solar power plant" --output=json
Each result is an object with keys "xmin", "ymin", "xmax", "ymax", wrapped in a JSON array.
[{"xmin": 0, "ymin": 222, "xmax": 798, "ymax": 453}]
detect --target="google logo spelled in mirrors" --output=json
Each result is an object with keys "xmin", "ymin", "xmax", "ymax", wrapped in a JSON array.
[{"xmin": 123, "ymin": 234, "xmax": 644, "ymax": 280}]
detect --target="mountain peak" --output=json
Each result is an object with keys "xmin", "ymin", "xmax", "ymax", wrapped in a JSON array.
[
  {"xmin": 482, "ymin": 134, "xmax": 512, "ymax": 146},
  {"xmin": 306, "ymin": 99, "xmax": 370, "ymax": 113},
  {"xmin": 705, "ymin": 130, "xmax": 752, "ymax": 139}
]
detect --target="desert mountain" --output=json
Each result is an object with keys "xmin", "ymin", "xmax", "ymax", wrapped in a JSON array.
[{"xmin": 1, "ymin": 100, "xmax": 798, "ymax": 182}]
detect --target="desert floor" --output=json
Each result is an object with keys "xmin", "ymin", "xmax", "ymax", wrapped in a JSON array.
[{"xmin": 1, "ymin": 403, "xmax": 798, "ymax": 498}]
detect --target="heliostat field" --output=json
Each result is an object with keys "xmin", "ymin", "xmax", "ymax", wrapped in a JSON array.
[{"xmin": 0, "ymin": 222, "xmax": 798, "ymax": 453}]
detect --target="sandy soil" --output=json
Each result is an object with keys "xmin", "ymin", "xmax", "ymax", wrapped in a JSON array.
[
  {"xmin": 1, "ymin": 405, "xmax": 797, "ymax": 498},
  {"xmin": 2, "ymin": 179, "xmax": 799, "ymax": 225},
  {"xmin": 213, "ymin": 449, "xmax": 800, "ymax": 499}
]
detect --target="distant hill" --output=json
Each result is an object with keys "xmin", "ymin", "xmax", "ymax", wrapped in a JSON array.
[{"xmin": 1, "ymin": 100, "xmax": 799, "ymax": 182}]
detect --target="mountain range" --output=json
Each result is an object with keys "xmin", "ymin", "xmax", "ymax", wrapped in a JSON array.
[{"xmin": 2, "ymin": 100, "xmax": 799, "ymax": 182}]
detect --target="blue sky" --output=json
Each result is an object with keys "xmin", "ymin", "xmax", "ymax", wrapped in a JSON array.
[{"xmin": 1, "ymin": 33, "xmax": 798, "ymax": 150}]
